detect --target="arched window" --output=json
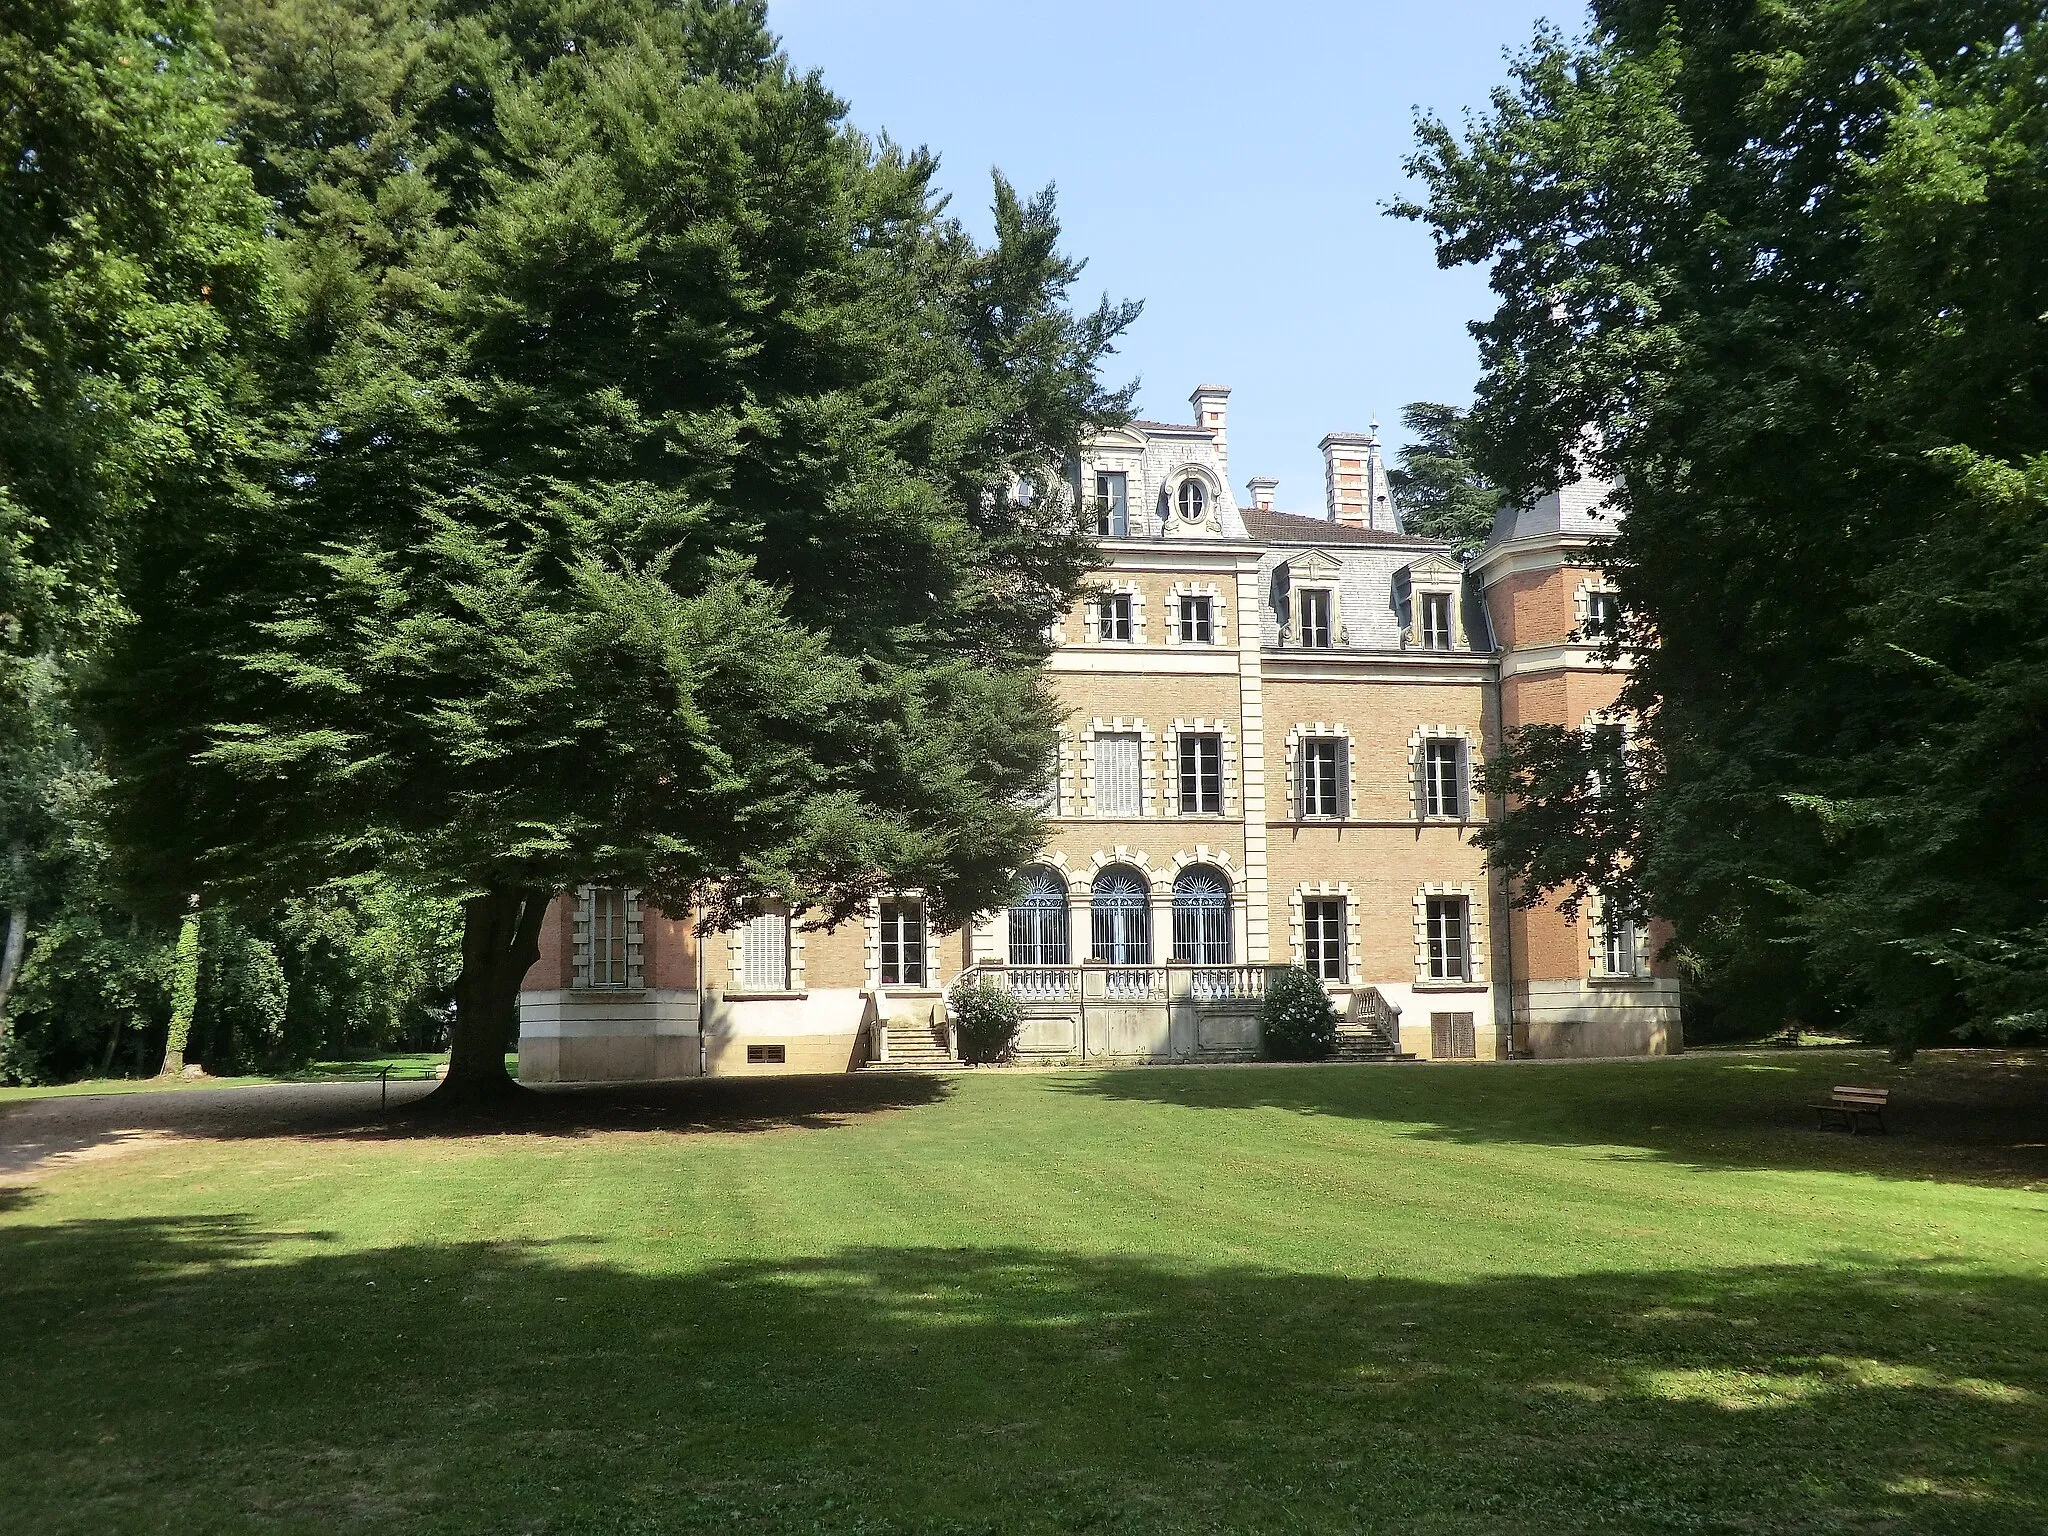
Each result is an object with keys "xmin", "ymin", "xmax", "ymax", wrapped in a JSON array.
[
  {"xmin": 1172, "ymin": 866, "xmax": 1234, "ymax": 965},
  {"xmin": 1008, "ymin": 866, "xmax": 1070, "ymax": 966},
  {"xmin": 1177, "ymin": 479, "xmax": 1208, "ymax": 522},
  {"xmin": 1090, "ymin": 866, "xmax": 1151, "ymax": 964}
]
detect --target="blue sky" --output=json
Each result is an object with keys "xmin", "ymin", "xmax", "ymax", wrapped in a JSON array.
[{"xmin": 772, "ymin": 0, "xmax": 1580, "ymax": 516}]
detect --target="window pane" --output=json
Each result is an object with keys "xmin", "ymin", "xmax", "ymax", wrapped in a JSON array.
[
  {"xmin": 1179, "ymin": 595, "xmax": 1212, "ymax": 643},
  {"xmin": 880, "ymin": 899, "xmax": 925, "ymax": 986},
  {"xmin": 591, "ymin": 887, "xmax": 628, "ymax": 987},
  {"xmin": 1096, "ymin": 733, "xmax": 1141, "ymax": 817},
  {"xmin": 742, "ymin": 909, "xmax": 788, "ymax": 991},
  {"xmin": 1427, "ymin": 896, "xmax": 1468, "ymax": 980},
  {"xmin": 1305, "ymin": 898, "xmax": 1345, "ymax": 980},
  {"xmin": 1179, "ymin": 733, "xmax": 1222, "ymax": 813},
  {"xmin": 1301, "ymin": 590, "xmax": 1331, "ymax": 648},
  {"xmin": 1090, "ymin": 868, "xmax": 1150, "ymax": 963},
  {"xmin": 1008, "ymin": 868, "xmax": 1070, "ymax": 966},
  {"xmin": 1425, "ymin": 740, "xmax": 1463, "ymax": 818},
  {"xmin": 1422, "ymin": 592, "xmax": 1453, "ymax": 650},
  {"xmin": 1302, "ymin": 739, "xmax": 1344, "ymax": 818},
  {"xmin": 1172, "ymin": 868, "xmax": 1233, "ymax": 964},
  {"xmin": 1096, "ymin": 472, "xmax": 1128, "ymax": 537}
]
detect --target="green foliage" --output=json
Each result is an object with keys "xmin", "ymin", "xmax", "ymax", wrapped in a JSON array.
[
  {"xmin": 1402, "ymin": 3, "xmax": 2048, "ymax": 1051},
  {"xmin": 0, "ymin": 0, "xmax": 270, "ymax": 723},
  {"xmin": 1259, "ymin": 966, "xmax": 1337, "ymax": 1061},
  {"xmin": 93, "ymin": 0, "xmax": 1135, "ymax": 1090},
  {"xmin": 947, "ymin": 979, "xmax": 1021, "ymax": 1066},
  {"xmin": 1388, "ymin": 402, "xmax": 1504, "ymax": 551}
]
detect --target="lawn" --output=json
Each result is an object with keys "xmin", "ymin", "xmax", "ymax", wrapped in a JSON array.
[{"xmin": 2, "ymin": 1050, "xmax": 2044, "ymax": 1534}]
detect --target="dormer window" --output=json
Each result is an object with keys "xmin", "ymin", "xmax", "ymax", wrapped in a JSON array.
[
  {"xmin": 1420, "ymin": 592, "xmax": 1454, "ymax": 650},
  {"xmin": 1095, "ymin": 472, "xmax": 1129, "ymax": 537},
  {"xmin": 1299, "ymin": 589, "xmax": 1333, "ymax": 649},
  {"xmin": 1177, "ymin": 480, "xmax": 1207, "ymax": 522}
]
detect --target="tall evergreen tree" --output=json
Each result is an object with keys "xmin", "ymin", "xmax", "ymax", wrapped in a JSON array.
[
  {"xmin": 97, "ymin": 0, "xmax": 1137, "ymax": 1099},
  {"xmin": 1401, "ymin": 4, "xmax": 2048, "ymax": 1049},
  {"xmin": 1387, "ymin": 402, "xmax": 1503, "ymax": 551}
]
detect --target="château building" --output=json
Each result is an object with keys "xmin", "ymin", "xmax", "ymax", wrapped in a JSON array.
[{"xmin": 517, "ymin": 385, "xmax": 1681, "ymax": 1080}]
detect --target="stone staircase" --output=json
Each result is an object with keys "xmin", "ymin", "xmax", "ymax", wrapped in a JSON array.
[
  {"xmin": 1333, "ymin": 987, "xmax": 1412, "ymax": 1062},
  {"xmin": 856, "ymin": 1008, "xmax": 961, "ymax": 1072}
]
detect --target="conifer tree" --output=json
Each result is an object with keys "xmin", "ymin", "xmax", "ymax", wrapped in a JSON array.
[{"xmin": 97, "ymin": 0, "xmax": 1137, "ymax": 1098}]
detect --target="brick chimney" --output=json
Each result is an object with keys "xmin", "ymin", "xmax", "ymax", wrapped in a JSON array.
[
  {"xmin": 1320, "ymin": 420, "xmax": 1399, "ymax": 530},
  {"xmin": 1246, "ymin": 476, "xmax": 1278, "ymax": 511},
  {"xmin": 1190, "ymin": 384, "xmax": 1230, "ymax": 475}
]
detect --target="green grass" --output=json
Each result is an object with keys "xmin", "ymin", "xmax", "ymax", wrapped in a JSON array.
[
  {"xmin": 0, "ymin": 1052, "xmax": 514, "ymax": 1102},
  {"xmin": 2, "ymin": 1050, "xmax": 2045, "ymax": 1534}
]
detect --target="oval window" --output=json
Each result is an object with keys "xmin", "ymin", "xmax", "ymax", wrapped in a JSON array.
[{"xmin": 1177, "ymin": 480, "xmax": 1208, "ymax": 522}]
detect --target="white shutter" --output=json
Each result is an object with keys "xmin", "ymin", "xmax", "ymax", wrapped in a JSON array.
[
  {"xmin": 1457, "ymin": 740, "xmax": 1472, "ymax": 819},
  {"xmin": 742, "ymin": 910, "xmax": 788, "ymax": 991},
  {"xmin": 1096, "ymin": 733, "xmax": 1141, "ymax": 817},
  {"xmin": 1338, "ymin": 739, "xmax": 1351, "ymax": 820}
]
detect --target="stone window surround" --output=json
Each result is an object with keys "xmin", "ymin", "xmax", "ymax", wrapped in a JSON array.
[
  {"xmin": 1403, "ymin": 565, "xmax": 1463, "ymax": 651},
  {"xmin": 1081, "ymin": 579, "xmax": 1146, "ymax": 645},
  {"xmin": 1574, "ymin": 575, "xmax": 1623, "ymax": 644},
  {"xmin": 1291, "ymin": 583, "xmax": 1345, "ymax": 648},
  {"xmin": 1290, "ymin": 881, "xmax": 1362, "ymax": 986},
  {"xmin": 726, "ymin": 900, "xmax": 807, "ymax": 996},
  {"xmin": 1160, "ymin": 462, "xmax": 1224, "ymax": 533},
  {"xmin": 1413, "ymin": 882, "xmax": 1487, "ymax": 989},
  {"xmin": 864, "ymin": 892, "xmax": 941, "ymax": 994},
  {"xmin": 1165, "ymin": 717, "xmax": 1239, "ymax": 818},
  {"xmin": 1409, "ymin": 724, "xmax": 1479, "ymax": 823},
  {"xmin": 1165, "ymin": 580, "xmax": 1228, "ymax": 645},
  {"xmin": 1284, "ymin": 722, "xmax": 1357, "ymax": 822},
  {"xmin": 572, "ymin": 884, "xmax": 644, "ymax": 991},
  {"xmin": 1080, "ymin": 717, "xmax": 1159, "ymax": 818},
  {"xmin": 1583, "ymin": 888, "xmax": 1649, "ymax": 982}
]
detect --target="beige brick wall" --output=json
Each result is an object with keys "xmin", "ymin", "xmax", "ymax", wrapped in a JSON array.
[
  {"xmin": 1266, "ymin": 824, "xmax": 1488, "ymax": 981},
  {"xmin": 1263, "ymin": 677, "xmax": 1492, "ymax": 822}
]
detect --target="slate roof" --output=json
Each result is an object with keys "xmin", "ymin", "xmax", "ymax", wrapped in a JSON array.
[
  {"xmin": 1486, "ymin": 474, "xmax": 1623, "ymax": 545},
  {"xmin": 1241, "ymin": 507, "xmax": 1445, "ymax": 550},
  {"xmin": 1126, "ymin": 419, "xmax": 1216, "ymax": 435}
]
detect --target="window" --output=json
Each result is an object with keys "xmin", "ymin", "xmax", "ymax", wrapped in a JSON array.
[
  {"xmin": 1299, "ymin": 589, "xmax": 1333, "ymax": 648},
  {"xmin": 1602, "ymin": 913, "xmax": 1640, "ymax": 977},
  {"xmin": 1093, "ymin": 732, "xmax": 1142, "ymax": 817},
  {"xmin": 1303, "ymin": 898, "xmax": 1346, "ymax": 981},
  {"xmin": 1299, "ymin": 737, "xmax": 1347, "ymax": 819},
  {"xmin": 1172, "ymin": 867, "xmax": 1233, "ymax": 964},
  {"xmin": 1423, "ymin": 738, "xmax": 1466, "ymax": 819},
  {"xmin": 1584, "ymin": 589, "xmax": 1620, "ymax": 639},
  {"xmin": 740, "ymin": 908, "xmax": 790, "ymax": 991},
  {"xmin": 878, "ymin": 898, "xmax": 925, "ymax": 986},
  {"xmin": 1177, "ymin": 479, "xmax": 1207, "ymax": 522},
  {"xmin": 746, "ymin": 1044, "xmax": 786, "ymax": 1065},
  {"xmin": 1177, "ymin": 594, "xmax": 1213, "ymax": 643},
  {"xmin": 1426, "ymin": 896, "xmax": 1469, "ymax": 981},
  {"xmin": 1420, "ymin": 591, "xmax": 1453, "ymax": 650},
  {"xmin": 1090, "ymin": 866, "xmax": 1151, "ymax": 963},
  {"xmin": 588, "ymin": 886, "xmax": 630, "ymax": 988},
  {"xmin": 1095, "ymin": 471, "xmax": 1128, "ymax": 537},
  {"xmin": 1094, "ymin": 592, "xmax": 1132, "ymax": 642},
  {"xmin": 1008, "ymin": 867, "xmax": 1070, "ymax": 966},
  {"xmin": 1178, "ymin": 732, "xmax": 1223, "ymax": 814}
]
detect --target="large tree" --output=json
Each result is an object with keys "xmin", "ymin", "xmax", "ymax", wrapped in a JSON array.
[
  {"xmin": 96, "ymin": 0, "xmax": 1136, "ymax": 1098},
  {"xmin": 1401, "ymin": 4, "xmax": 2048, "ymax": 1049},
  {"xmin": 1387, "ymin": 402, "xmax": 1503, "ymax": 552}
]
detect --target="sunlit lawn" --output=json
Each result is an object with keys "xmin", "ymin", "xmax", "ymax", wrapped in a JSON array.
[{"xmin": 2, "ymin": 1050, "xmax": 2044, "ymax": 1533}]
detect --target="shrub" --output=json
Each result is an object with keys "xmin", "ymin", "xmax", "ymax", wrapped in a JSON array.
[
  {"xmin": 1260, "ymin": 966, "xmax": 1338, "ymax": 1061},
  {"xmin": 949, "ymin": 979, "xmax": 1022, "ymax": 1065}
]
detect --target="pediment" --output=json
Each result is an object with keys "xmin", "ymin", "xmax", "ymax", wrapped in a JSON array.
[
  {"xmin": 1089, "ymin": 426, "xmax": 1147, "ymax": 452},
  {"xmin": 1401, "ymin": 552, "xmax": 1465, "ymax": 579},
  {"xmin": 1285, "ymin": 550, "xmax": 1344, "ymax": 578}
]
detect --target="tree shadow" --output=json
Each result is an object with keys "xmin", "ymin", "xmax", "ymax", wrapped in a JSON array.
[
  {"xmin": 0, "ymin": 1074, "xmax": 952, "ymax": 1182},
  {"xmin": 1062, "ymin": 1051, "xmax": 2048, "ymax": 1188},
  {"xmin": 2, "ymin": 1214, "xmax": 2043, "ymax": 1533}
]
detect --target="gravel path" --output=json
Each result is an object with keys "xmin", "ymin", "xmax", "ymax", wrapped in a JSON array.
[{"xmin": 0, "ymin": 1080, "xmax": 440, "ymax": 1184}]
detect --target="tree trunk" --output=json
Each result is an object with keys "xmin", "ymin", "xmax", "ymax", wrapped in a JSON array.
[
  {"xmin": 156, "ymin": 900, "xmax": 202, "ymax": 1077},
  {"xmin": 0, "ymin": 901, "xmax": 26, "ymax": 1048},
  {"xmin": 435, "ymin": 886, "xmax": 550, "ymax": 1105}
]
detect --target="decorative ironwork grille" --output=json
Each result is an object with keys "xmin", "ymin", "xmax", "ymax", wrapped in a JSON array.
[
  {"xmin": 1172, "ymin": 868, "xmax": 1234, "ymax": 965},
  {"xmin": 1090, "ymin": 867, "xmax": 1150, "ymax": 964},
  {"xmin": 1008, "ymin": 867, "xmax": 1070, "ymax": 966}
]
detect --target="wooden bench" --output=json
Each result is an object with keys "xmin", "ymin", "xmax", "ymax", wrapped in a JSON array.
[{"xmin": 1811, "ymin": 1085, "xmax": 1888, "ymax": 1134}]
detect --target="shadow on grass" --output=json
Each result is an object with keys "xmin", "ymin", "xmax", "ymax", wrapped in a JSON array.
[
  {"xmin": 0, "ymin": 1075, "xmax": 953, "ymax": 1183},
  {"xmin": 2, "ymin": 1214, "xmax": 2043, "ymax": 1534},
  {"xmin": 1063, "ymin": 1051, "xmax": 2048, "ymax": 1187}
]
